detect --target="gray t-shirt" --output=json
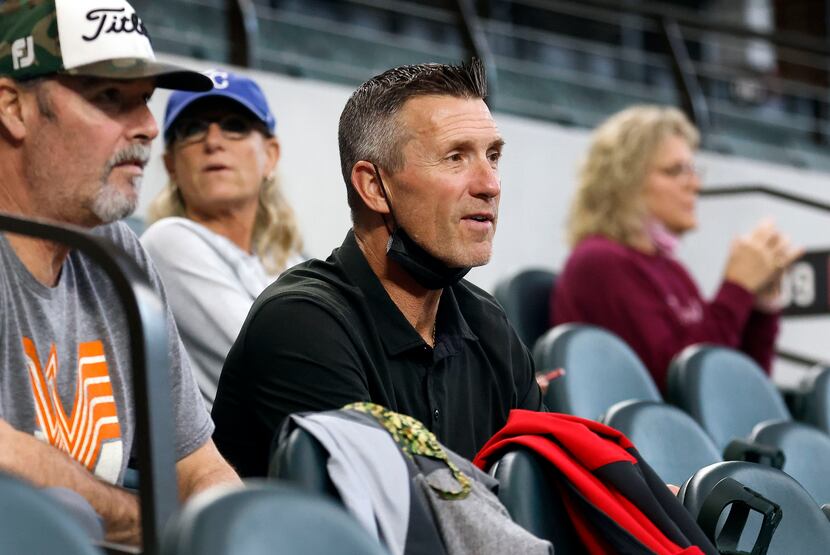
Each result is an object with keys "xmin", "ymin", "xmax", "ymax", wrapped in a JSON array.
[{"xmin": 0, "ymin": 222, "xmax": 213, "ymax": 485}]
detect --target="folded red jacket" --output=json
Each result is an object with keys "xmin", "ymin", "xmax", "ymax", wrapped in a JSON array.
[{"xmin": 474, "ymin": 410, "xmax": 717, "ymax": 555}]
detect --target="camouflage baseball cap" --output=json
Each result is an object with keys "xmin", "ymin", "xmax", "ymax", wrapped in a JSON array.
[{"xmin": 0, "ymin": 0, "xmax": 212, "ymax": 91}]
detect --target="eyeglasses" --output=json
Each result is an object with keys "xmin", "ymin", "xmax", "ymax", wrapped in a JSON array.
[
  {"xmin": 170, "ymin": 114, "xmax": 265, "ymax": 146},
  {"xmin": 656, "ymin": 162, "xmax": 704, "ymax": 180}
]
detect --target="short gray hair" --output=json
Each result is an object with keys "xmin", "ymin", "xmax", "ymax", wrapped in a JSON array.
[{"xmin": 338, "ymin": 59, "xmax": 487, "ymax": 221}]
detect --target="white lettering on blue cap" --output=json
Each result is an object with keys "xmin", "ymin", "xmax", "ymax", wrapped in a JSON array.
[{"xmin": 205, "ymin": 69, "xmax": 229, "ymax": 90}]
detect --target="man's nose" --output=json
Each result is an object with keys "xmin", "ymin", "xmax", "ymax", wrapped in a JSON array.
[
  {"xmin": 471, "ymin": 157, "xmax": 501, "ymax": 199},
  {"xmin": 129, "ymin": 104, "xmax": 159, "ymax": 143}
]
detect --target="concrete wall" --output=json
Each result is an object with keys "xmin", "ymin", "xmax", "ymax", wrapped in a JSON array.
[{"xmin": 141, "ymin": 54, "xmax": 830, "ymax": 386}]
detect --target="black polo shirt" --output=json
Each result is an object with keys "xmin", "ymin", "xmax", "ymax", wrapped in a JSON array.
[{"xmin": 212, "ymin": 230, "xmax": 543, "ymax": 477}]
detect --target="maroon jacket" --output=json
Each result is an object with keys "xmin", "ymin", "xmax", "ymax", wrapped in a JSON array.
[{"xmin": 552, "ymin": 235, "xmax": 778, "ymax": 390}]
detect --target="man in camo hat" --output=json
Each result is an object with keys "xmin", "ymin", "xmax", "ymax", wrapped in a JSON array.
[{"xmin": 0, "ymin": 0, "xmax": 240, "ymax": 546}]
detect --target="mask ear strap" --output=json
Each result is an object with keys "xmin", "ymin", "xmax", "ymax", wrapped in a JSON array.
[{"xmin": 372, "ymin": 163, "xmax": 397, "ymax": 236}]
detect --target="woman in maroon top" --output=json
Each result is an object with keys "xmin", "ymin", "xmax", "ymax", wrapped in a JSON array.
[{"xmin": 552, "ymin": 106, "xmax": 802, "ymax": 390}]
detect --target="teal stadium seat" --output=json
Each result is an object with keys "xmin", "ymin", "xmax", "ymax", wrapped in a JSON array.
[
  {"xmin": 749, "ymin": 420, "xmax": 830, "ymax": 505},
  {"xmin": 603, "ymin": 400, "xmax": 722, "ymax": 487},
  {"xmin": 667, "ymin": 345, "xmax": 791, "ymax": 451},
  {"xmin": 679, "ymin": 462, "xmax": 830, "ymax": 555},
  {"xmin": 162, "ymin": 482, "xmax": 389, "ymax": 555},
  {"xmin": 801, "ymin": 368, "xmax": 830, "ymax": 434},
  {"xmin": 533, "ymin": 324, "xmax": 661, "ymax": 420},
  {"xmin": 488, "ymin": 449, "xmax": 584, "ymax": 553},
  {"xmin": 493, "ymin": 268, "xmax": 556, "ymax": 349},
  {"xmin": 0, "ymin": 474, "xmax": 99, "ymax": 554},
  {"xmin": 269, "ymin": 426, "xmax": 339, "ymax": 500}
]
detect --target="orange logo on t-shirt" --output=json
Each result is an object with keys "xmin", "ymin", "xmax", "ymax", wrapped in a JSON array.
[{"xmin": 22, "ymin": 338, "xmax": 123, "ymax": 484}]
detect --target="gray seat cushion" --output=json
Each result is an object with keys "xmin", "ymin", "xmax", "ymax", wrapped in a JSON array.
[
  {"xmin": 162, "ymin": 481, "xmax": 389, "ymax": 555},
  {"xmin": 603, "ymin": 400, "xmax": 722, "ymax": 486},
  {"xmin": 667, "ymin": 345, "xmax": 790, "ymax": 451},
  {"xmin": 534, "ymin": 324, "xmax": 661, "ymax": 419},
  {"xmin": 679, "ymin": 461, "xmax": 830, "ymax": 555},
  {"xmin": 750, "ymin": 420, "xmax": 830, "ymax": 505}
]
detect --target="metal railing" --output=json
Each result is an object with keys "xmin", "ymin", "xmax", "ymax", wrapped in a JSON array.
[{"xmin": 700, "ymin": 184, "xmax": 830, "ymax": 213}]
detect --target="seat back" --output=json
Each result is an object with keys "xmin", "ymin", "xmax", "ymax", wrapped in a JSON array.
[
  {"xmin": 0, "ymin": 474, "xmax": 99, "ymax": 554},
  {"xmin": 603, "ymin": 400, "xmax": 722, "ymax": 486},
  {"xmin": 750, "ymin": 420, "xmax": 830, "ymax": 505},
  {"xmin": 679, "ymin": 461, "xmax": 830, "ymax": 554},
  {"xmin": 493, "ymin": 268, "xmax": 556, "ymax": 349},
  {"xmin": 490, "ymin": 449, "xmax": 585, "ymax": 553},
  {"xmin": 802, "ymin": 368, "xmax": 830, "ymax": 434},
  {"xmin": 269, "ymin": 427, "xmax": 339, "ymax": 500},
  {"xmin": 533, "ymin": 324, "xmax": 661, "ymax": 419},
  {"xmin": 162, "ymin": 482, "xmax": 389, "ymax": 555},
  {"xmin": 667, "ymin": 345, "xmax": 791, "ymax": 451}
]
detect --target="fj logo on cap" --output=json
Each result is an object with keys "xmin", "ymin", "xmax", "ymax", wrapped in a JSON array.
[{"xmin": 12, "ymin": 36, "xmax": 35, "ymax": 70}]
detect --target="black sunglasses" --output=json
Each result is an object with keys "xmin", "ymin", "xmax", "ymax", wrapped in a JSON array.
[{"xmin": 170, "ymin": 113, "xmax": 266, "ymax": 146}]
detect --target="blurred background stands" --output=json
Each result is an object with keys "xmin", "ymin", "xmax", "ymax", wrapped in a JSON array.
[{"xmin": 132, "ymin": 0, "xmax": 830, "ymax": 172}]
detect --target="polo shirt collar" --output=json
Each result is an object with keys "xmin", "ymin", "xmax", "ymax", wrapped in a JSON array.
[{"xmin": 335, "ymin": 230, "xmax": 477, "ymax": 357}]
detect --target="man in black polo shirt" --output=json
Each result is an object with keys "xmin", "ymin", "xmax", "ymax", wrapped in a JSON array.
[{"xmin": 212, "ymin": 60, "xmax": 543, "ymax": 477}]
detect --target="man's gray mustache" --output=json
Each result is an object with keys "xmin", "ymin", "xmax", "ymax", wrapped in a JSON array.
[{"xmin": 105, "ymin": 144, "xmax": 152, "ymax": 175}]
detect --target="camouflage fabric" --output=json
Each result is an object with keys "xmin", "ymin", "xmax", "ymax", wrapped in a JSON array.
[
  {"xmin": 345, "ymin": 401, "xmax": 472, "ymax": 500},
  {"xmin": 0, "ymin": 0, "xmax": 63, "ymax": 80}
]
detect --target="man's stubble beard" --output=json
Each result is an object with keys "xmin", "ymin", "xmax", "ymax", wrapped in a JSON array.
[
  {"xmin": 90, "ymin": 175, "xmax": 142, "ymax": 224},
  {"xmin": 91, "ymin": 143, "xmax": 151, "ymax": 224}
]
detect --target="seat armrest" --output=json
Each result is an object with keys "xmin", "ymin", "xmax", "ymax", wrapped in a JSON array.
[
  {"xmin": 697, "ymin": 477, "xmax": 782, "ymax": 555},
  {"xmin": 723, "ymin": 439, "xmax": 785, "ymax": 469}
]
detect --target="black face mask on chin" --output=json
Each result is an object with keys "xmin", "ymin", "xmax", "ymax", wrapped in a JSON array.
[{"xmin": 373, "ymin": 164, "xmax": 471, "ymax": 290}]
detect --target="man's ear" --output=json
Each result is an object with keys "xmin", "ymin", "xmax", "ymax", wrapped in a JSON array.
[
  {"xmin": 351, "ymin": 160, "xmax": 392, "ymax": 216},
  {"xmin": 0, "ymin": 78, "xmax": 28, "ymax": 141}
]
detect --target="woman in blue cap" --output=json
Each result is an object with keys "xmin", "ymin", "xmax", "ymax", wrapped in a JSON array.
[{"xmin": 142, "ymin": 69, "xmax": 304, "ymax": 408}]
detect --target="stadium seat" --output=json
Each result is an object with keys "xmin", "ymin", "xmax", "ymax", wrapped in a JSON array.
[
  {"xmin": 268, "ymin": 426, "xmax": 339, "ymax": 500},
  {"xmin": 533, "ymin": 324, "xmax": 661, "ymax": 419},
  {"xmin": 488, "ymin": 448, "xmax": 583, "ymax": 553},
  {"xmin": 0, "ymin": 474, "xmax": 99, "ymax": 554},
  {"xmin": 800, "ymin": 368, "xmax": 830, "ymax": 434},
  {"xmin": 493, "ymin": 268, "xmax": 556, "ymax": 349},
  {"xmin": 602, "ymin": 400, "xmax": 722, "ymax": 486},
  {"xmin": 678, "ymin": 461, "xmax": 830, "ymax": 554},
  {"xmin": 161, "ymin": 482, "xmax": 389, "ymax": 555},
  {"xmin": 667, "ymin": 345, "xmax": 791, "ymax": 451},
  {"xmin": 749, "ymin": 420, "xmax": 830, "ymax": 505}
]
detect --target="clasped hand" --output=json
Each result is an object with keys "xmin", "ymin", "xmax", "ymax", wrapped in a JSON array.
[{"xmin": 723, "ymin": 219, "xmax": 803, "ymax": 312}]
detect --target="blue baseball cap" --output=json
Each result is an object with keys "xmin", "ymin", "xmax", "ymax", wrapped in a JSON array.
[{"xmin": 163, "ymin": 69, "xmax": 276, "ymax": 141}]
